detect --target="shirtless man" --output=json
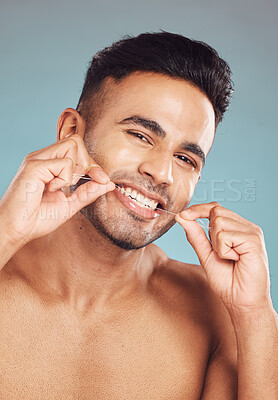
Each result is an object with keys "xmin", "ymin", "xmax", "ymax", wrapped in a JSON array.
[{"xmin": 0, "ymin": 32, "xmax": 277, "ymax": 400}]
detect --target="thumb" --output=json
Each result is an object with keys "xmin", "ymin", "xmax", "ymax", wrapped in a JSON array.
[
  {"xmin": 66, "ymin": 180, "xmax": 115, "ymax": 217},
  {"xmin": 175, "ymin": 214, "xmax": 212, "ymax": 267}
]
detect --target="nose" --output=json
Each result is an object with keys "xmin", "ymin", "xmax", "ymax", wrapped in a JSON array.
[{"xmin": 138, "ymin": 150, "xmax": 174, "ymax": 186}]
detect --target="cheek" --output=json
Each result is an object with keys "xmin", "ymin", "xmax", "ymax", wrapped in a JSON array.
[
  {"xmin": 111, "ymin": 148, "xmax": 136, "ymax": 166},
  {"xmin": 173, "ymin": 173, "xmax": 199, "ymax": 207},
  {"xmin": 93, "ymin": 136, "xmax": 141, "ymax": 172},
  {"xmin": 187, "ymin": 175, "xmax": 198, "ymax": 198}
]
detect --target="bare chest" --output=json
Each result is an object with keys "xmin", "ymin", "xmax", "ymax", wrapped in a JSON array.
[{"xmin": 0, "ymin": 291, "xmax": 211, "ymax": 400}]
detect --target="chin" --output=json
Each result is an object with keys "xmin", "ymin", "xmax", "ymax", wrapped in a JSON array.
[{"xmin": 79, "ymin": 197, "xmax": 176, "ymax": 251}]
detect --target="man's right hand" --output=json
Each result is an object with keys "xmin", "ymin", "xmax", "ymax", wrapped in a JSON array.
[{"xmin": 0, "ymin": 134, "xmax": 115, "ymax": 259}]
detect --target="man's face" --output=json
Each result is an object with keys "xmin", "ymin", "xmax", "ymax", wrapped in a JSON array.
[{"xmin": 79, "ymin": 72, "xmax": 215, "ymax": 249}]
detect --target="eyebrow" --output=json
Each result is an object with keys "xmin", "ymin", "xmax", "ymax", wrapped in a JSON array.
[{"xmin": 119, "ymin": 115, "xmax": 206, "ymax": 167}]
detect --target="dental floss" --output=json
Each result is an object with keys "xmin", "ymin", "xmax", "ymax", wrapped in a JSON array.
[
  {"xmin": 72, "ymin": 174, "xmax": 210, "ymax": 230},
  {"xmin": 73, "ymin": 174, "xmax": 94, "ymax": 181}
]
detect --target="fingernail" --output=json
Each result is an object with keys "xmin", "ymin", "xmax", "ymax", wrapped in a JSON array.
[{"xmin": 93, "ymin": 168, "xmax": 110, "ymax": 183}]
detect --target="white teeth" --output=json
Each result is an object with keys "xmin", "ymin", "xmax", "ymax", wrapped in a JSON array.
[
  {"xmin": 143, "ymin": 197, "xmax": 151, "ymax": 206},
  {"xmin": 117, "ymin": 185, "xmax": 159, "ymax": 210},
  {"xmin": 131, "ymin": 190, "xmax": 137, "ymax": 198},
  {"xmin": 136, "ymin": 194, "xmax": 144, "ymax": 203}
]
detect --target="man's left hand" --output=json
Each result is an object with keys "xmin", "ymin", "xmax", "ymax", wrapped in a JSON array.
[{"xmin": 175, "ymin": 202, "xmax": 272, "ymax": 313}]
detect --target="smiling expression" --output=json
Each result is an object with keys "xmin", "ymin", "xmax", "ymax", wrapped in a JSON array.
[{"xmin": 78, "ymin": 72, "xmax": 215, "ymax": 249}]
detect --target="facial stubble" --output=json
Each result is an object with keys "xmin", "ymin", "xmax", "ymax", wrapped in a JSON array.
[{"xmin": 81, "ymin": 190, "xmax": 176, "ymax": 250}]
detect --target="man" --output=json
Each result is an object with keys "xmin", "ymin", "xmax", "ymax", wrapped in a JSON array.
[{"xmin": 0, "ymin": 31, "xmax": 277, "ymax": 399}]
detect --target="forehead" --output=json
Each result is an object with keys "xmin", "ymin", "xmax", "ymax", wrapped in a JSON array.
[{"xmin": 101, "ymin": 72, "xmax": 215, "ymax": 155}]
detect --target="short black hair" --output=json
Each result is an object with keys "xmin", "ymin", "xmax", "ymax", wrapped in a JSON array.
[{"xmin": 77, "ymin": 31, "xmax": 233, "ymax": 129}]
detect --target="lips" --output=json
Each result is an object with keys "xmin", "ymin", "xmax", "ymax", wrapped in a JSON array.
[{"xmin": 113, "ymin": 183, "xmax": 165, "ymax": 219}]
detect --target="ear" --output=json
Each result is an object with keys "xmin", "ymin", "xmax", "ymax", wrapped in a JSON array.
[{"xmin": 56, "ymin": 108, "xmax": 86, "ymax": 141}]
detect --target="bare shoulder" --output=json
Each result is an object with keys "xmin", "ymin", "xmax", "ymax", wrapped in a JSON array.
[
  {"xmin": 149, "ymin": 246, "xmax": 218, "ymax": 312},
  {"xmin": 148, "ymin": 246, "xmax": 237, "ymax": 355}
]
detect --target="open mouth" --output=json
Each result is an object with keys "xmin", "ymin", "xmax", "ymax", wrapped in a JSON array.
[
  {"xmin": 116, "ymin": 184, "xmax": 164, "ymax": 210},
  {"xmin": 114, "ymin": 183, "xmax": 165, "ymax": 219}
]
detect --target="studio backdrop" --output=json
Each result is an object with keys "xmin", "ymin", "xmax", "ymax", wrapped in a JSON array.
[{"xmin": 1, "ymin": 0, "xmax": 277, "ymax": 309}]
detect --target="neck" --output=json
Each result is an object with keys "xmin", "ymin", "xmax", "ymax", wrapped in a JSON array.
[{"xmin": 8, "ymin": 212, "xmax": 159, "ymax": 313}]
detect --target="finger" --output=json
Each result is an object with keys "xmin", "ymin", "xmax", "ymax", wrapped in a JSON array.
[
  {"xmin": 214, "ymin": 230, "xmax": 259, "ymax": 261},
  {"xmin": 179, "ymin": 202, "xmax": 220, "ymax": 220},
  {"xmin": 42, "ymin": 158, "xmax": 75, "ymax": 191},
  {"xmin": 87, "ymin": 165, "xmax": 111, "ymax": 184},
  {"xmin": 180, "ymin": 202, "xmax": 253, "ymax": 227},
  {"xmin": 25, "ymin": 139, "xmax": 79, "ymax": 183},
  {"xmin": 175, "ymin": 214, "xmax": 213, "ymax": 266},
  {"xmin": 25, "ymin": 136, "xmax": 79, "ymax": 162},
  {"xmin": 213, "ymin": 230, "xmax": 240, "ymax": 261},
  {"xmin": 66, "ymin": 180, "xmax": 115, "ymax": 217},
  {"xmin": 25, "ymin": 135, "xmax": 100, "ymax": 182},
  {"xmin": 9, "ymin": 158, "xmax": 75, "ymax": 210},
  {"xmin": 22, "ymin": 158, "xmax": 74, "ymax": 186},
  {"xmin": 209, "ymin": 216, "xmax": 253, "ymax": 247},
  {"xmin": 53, "ymin": 135, "xmax": 111, "ymax": 185},
  {"xmin": 72, "ymin": 166, "xmax": 111, "ymax": 186}
]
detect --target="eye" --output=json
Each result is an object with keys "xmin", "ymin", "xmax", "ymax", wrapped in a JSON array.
[
  {"xmin": 125, "ymin": 130, "xmax": 151, "ymax": 144},
  {"xmin": 174, "ymin": 154, "xmax": 196, "ymax": 168}
]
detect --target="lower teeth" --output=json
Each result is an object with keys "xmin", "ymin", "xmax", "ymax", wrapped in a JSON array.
[{"xmin": 130, "ymin": 196, "xmax": 152, "ymax": 209}]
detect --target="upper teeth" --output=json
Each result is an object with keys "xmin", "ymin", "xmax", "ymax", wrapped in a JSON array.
[{"xmin": 117, "ymin": 186, "xmax": 159, "ymax": 210}]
